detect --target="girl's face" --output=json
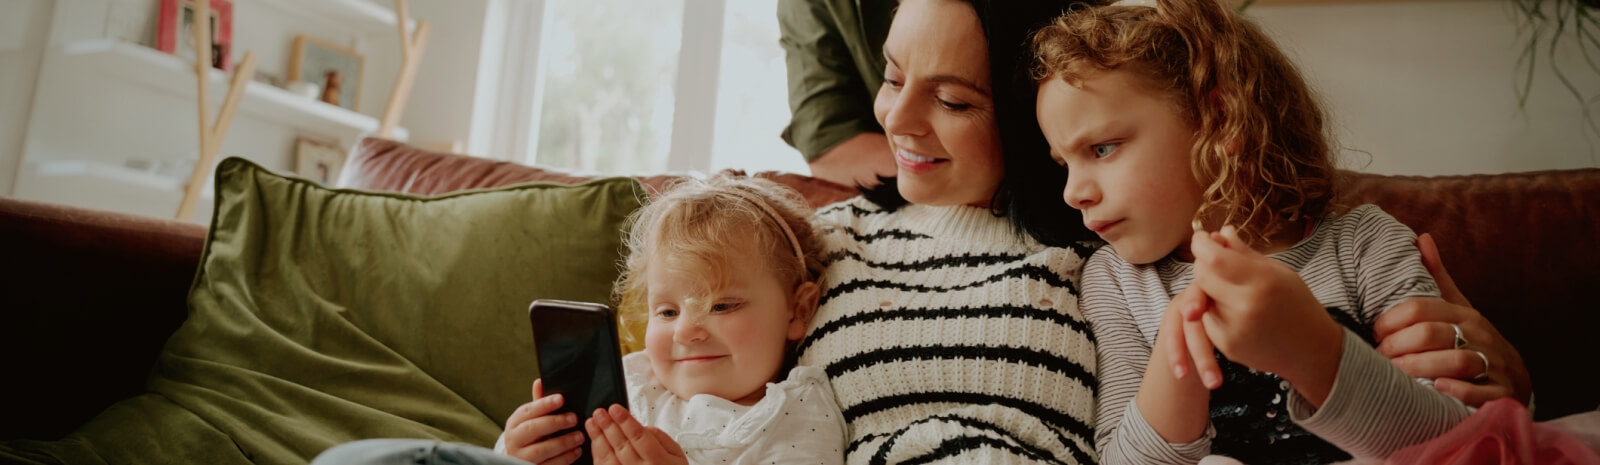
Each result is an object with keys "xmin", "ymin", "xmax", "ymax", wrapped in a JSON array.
[
  {"xmin": 1037, "ymin": 69, "xmax": 1206, "ymax": 264},
  {"xmin": 643, "ymin": 238, "xmax": 815, "ymax": 405},
  {"xmin": 875, "ymin": 0, "xmax": 1003, "ymax": 207}
]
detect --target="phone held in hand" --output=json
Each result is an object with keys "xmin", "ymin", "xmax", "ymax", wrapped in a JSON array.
[{"xmin": 528, "ymin": 299, "xmax": 630, "ymax": 462}]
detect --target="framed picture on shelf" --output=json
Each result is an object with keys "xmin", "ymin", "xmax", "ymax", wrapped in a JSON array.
[
  {"xmin": 156, "ymin": 0, "xmax": 233, "ymax": 71},
  {"xmin": 289, "ymin": 35, "xmax": 365, "ymax": 112},
  {"xmin": 294, "ymin": 138, "xmax": 347, "ymax": 186}
]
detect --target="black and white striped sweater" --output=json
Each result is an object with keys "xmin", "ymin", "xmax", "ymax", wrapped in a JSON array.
[{"xmin": 797, "ymin": 197, "xmax": 1098, "ymax": 465}]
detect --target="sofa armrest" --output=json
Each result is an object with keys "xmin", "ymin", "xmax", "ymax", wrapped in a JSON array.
[
  {"xmin": 0, "ymin": 198, "xmax": 207, "ymax": 440},
  {"xmin": 1338, "ymin": 168, "xmax": 1600, "ymax": 420}
]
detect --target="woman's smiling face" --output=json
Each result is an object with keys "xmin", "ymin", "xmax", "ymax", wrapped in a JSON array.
[{"xmin": 874, "ymin": 0, "xmax": 1003, "ymax": 208}]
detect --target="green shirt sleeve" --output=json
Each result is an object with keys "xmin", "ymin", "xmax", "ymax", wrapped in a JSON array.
[{"xmin": 778, "ymin": 0, "xmax": 892, "ymax": 162}]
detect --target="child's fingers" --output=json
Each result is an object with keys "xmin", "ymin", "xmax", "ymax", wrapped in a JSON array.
[
  {"xmin": 504, "ymin": 393, "xmax": 567, "ymax": 442},
  {"xmin": 1188, "ymin": 231, "xmax": 1260, "ymax": 300},
  {"xmin": 1169, "ymin": 283, "xmax": 1208, "ymax": 323},
  {"xmin": 606, "ymin": 405, "xmax": 665, "ymax": 458},
  {"xmin": 1188, "ymin": 231, "xmax": 1239, "ymax": 288},
  {"xmin": 1161, "ymin": 297, "xmax": 1191, "ymax": 380},
  {"xmin": 508, "ymin": 430, "xmax": 583, "ymax": 465},
  {"xmin": 1219, "ymin": 225, "xmax": 1243, "ymax": 248},
  {"xmin": 647, "ymin": 427, "xmax": 685, "ymax": 456},
  {"xmin": 1163, "ymin": 286, "xmax": 1206, "ymax": 378},
  {"xmin": 1213, "ymin": 226, "xmax": 1265, "ymax": 261},
  {"xmin": 1185, "ymin": 316, "xmax": 1222, "ymax": 390},
  {"xmin": 593, "ymin": 408, "xmax": 641, "ymax": 463},
  {"xmin": 586, "ymin": 418, "xmax": 615, "ymax": 464},
  {"xmin": 606, "ymin": 405, "xmax": 645, "ymax": 439},
  {"xmin": 507, "ymin": 412, "xmax": 578, "ymax": 448},
  {"xmin": 506, "ymin": 393, "xmax": 564, "ymax": 428},
  {"xmin": 1210, "ymin": 231, "xmax": 1229, "ymax": 248},
  {"xmin": 544, "ymin": 446, "xmax": 584, "ymax": 465}
]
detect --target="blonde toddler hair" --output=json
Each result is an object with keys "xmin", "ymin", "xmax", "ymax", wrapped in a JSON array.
[{"xmin": 613, "ymin": 174, "xmax": 824, "ymax": 351}]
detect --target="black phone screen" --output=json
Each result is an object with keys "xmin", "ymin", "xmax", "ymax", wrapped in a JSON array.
[{"xmin": 528, "ymin": 299, "xmax": 629, "ymax": 461}]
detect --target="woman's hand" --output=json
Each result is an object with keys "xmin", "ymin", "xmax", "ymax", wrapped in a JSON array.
[
  {"xmin": 586, "ymin": 404, "xmax": 688, "ymax": 465},
  {"xmin": 807, "ymin": 132, "xmax": 897, "ymax": 188},
  {"xmin": 1186, "ymin": 226, "xmax": 1346, "ymax": 406},
  {"xmin": 503, "ymin": 379, "xmax": 586, "ymax": 465},
  {"xmin": 1373, "ymin": 233, "xmax": 1533, "ymax": 407}
]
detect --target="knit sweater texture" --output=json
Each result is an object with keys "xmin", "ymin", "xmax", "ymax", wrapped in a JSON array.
[{"xmin": 797, "ymin": 197, "xmax": 1098, "ymax": 465}]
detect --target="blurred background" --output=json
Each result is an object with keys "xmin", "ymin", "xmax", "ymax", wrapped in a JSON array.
[{"xmin": 0, "ymin": 0, "xmax": 1596, "ymax": 222}]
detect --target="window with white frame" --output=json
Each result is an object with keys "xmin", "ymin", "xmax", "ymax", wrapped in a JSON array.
[
  {"xmin": 517, "ymin": 0, "xmax": 808, "ymax": 176},
  {"xmin": 529, "ymin": 0, "xmax": 684, "ymax": 173},
  {"xmin": 709, "ymin": 0, "xmax": 807, "ymax": 175}
]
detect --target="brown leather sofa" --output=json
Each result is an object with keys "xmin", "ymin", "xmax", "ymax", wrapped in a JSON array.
[{"xmin": 2, "ymin": 138, "xmax": 1595, "ymax": 444}]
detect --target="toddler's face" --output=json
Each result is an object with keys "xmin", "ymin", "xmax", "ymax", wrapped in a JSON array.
[
  {"xmin": 642, "ymin": 238, "xmax": 808, "ymax": 405},
  {"xmin": 1037, "ymin": 69, "xmax": 1206, "ymax": 264}
]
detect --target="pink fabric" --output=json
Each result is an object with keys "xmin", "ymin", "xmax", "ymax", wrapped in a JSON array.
[{"xmin": 1385, "ymin": 399, "xmax": 1600, "ymax": 465}]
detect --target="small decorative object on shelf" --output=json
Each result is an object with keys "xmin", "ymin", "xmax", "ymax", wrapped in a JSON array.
[
  {"xmin": 156, "ymin": 0, "xmax": 233, "ymax": 71},
  {"xmin": 294, "ymin": 137, "xmax": 348, "ymax": 186},
  {"xmin": 286, "ymin": 81, "xmax": 321, "ymax": 100},
  {"xmin": 289, "ymin": 35, "xmax": 365, "ymax": 112},
  {"xmin": 321, "ymin": 71, "xmax": 343, "ymax": 106}
]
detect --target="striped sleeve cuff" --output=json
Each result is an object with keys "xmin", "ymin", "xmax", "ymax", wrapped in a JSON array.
[
  {"xmin": 1287, "ymin": 328, "xmax": 1472, "ymax": 459},
  {"xmin": 1104, "ymin": 400, "xmax": 1213, "ymax": 465}
]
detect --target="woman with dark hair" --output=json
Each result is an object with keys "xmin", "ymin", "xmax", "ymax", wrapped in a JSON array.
[
  {"xmin": 793, "ymin": 0, "xmax": 1531, "ymax": 463},
  {"xmin": 793, "ymin": 1, "xmax": 1105, "ymax": 463}
]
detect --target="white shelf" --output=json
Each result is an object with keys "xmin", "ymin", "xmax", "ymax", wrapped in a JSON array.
[
  {"xmin": 253, "ymin": 0, "xmax": 418, "ymax": 36},
  {"xmin": 57, "ymin": 40, "xmax": 408, "ymax": 141}
]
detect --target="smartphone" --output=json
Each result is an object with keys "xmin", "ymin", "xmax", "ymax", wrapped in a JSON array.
[{"xmin": 528, "ymin": 299, "xmax": 629, "ymax": 462}]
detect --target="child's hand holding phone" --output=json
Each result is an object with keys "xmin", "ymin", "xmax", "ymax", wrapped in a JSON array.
[
  {"xmin": 503, "ymin": 379, "xmax": 586, "ymax": 465},
  {"xmin": 586, "ymin": 404, "xmax": 688, "ymax": 465}
]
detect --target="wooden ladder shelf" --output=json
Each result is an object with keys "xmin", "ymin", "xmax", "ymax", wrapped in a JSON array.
[{"xmin": 175, "ymin": 0, "xmax": 431, "ymax": 220}]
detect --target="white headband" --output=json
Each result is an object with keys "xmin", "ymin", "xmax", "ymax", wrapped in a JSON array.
[{"xmin": 723, "ymin": 188, "xmax": 807, "ymax": 277}]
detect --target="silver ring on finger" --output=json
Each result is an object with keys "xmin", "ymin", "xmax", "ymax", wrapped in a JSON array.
[
  {"xmin": 1451, "ymin": 323, "xmax": 1469, "ymax": 350},
  {"xmin": 1472, "ymin": 350, "xmax": 1490, "ymax": 381}
]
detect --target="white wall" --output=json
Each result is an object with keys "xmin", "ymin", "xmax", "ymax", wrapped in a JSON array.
[
  {"xmin": 0, "ymin": 0, "xmax": 54, "ymax": 196},
  {"xmin": 390, "ymin": 0, "xmax": 490, "ymax": 150},
  {"xmin": 1248, "ymin": 0, "xmax": 1600, "ymax": 175}
]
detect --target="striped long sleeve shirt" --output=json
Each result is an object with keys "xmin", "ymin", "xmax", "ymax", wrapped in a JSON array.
[
  {"xmin": 1082, "ymin": 204, "xmax": 1472, "ymax": 465},
  {"xmin": 797, "ymin": 197, "xmax": 1099, "ymax": 465}
]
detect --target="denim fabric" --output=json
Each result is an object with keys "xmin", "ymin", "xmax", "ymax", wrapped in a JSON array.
[{"xmin": 313, "ymin": 439, "xmax": 529, "ymax": 465}]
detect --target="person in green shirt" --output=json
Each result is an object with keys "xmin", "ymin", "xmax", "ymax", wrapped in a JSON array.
[{"xmin": 778, "ymin": 0, "xmax": 898, "ymax": 188}]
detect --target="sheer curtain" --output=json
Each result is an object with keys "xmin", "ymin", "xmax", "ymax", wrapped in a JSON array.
[{"xmin": 476, "ymin": 0, "xmax": 808, "ymax": 176}]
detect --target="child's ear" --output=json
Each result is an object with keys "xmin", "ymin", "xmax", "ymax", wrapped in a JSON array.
[{"xmin": 786, "ymin": 281, "xmax": 821, "ymax": 341}]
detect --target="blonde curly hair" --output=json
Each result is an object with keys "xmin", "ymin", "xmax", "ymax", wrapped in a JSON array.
[
  {"xmin": 1031, "ymin": 0, "xmax": 1338, "ymax": 247},
  {"xmin": 613, "ymin": 174, "xmax": 824, "ymax": 352}
]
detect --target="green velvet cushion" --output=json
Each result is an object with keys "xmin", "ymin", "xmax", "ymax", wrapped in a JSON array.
[{"xmin": 0, "ymin": 158, "xmax": 644, "ymax": 465}]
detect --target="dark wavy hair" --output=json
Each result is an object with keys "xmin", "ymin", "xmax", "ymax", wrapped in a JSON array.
[{"xmin": 861, "ymin": 0, "xmax": 1103, "ymax": 249}]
